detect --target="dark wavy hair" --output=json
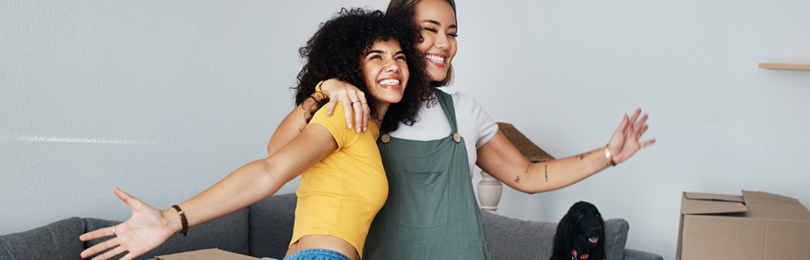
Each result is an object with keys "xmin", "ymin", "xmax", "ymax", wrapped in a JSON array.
[
  {"xmin": 387, "ymin": 0, "xmax": 457, "ymax": 87},
  {"xmin": 293, "ymin": 8, "xmax": 429, "ymax": 132}
]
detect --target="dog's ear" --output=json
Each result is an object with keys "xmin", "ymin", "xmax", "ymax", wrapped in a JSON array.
[{"xmin": 552, "ymin": 213, "xmax": 574, "ymax": 258}]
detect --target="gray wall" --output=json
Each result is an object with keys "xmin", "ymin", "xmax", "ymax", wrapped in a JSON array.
[{"xmin": 2, "ymin": 1, "xmax": 809, "ymax": 259}]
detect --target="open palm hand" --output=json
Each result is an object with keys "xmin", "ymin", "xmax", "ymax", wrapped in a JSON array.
[
  {"xmin": 607, "ymin": 108, "xmax": 655, "ymax": 165},
  {"xmin": 79, "ymin": 188, "xmax": 175, "ymax": 260}
]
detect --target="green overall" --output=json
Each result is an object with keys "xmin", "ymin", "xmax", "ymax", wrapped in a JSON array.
[{"xmin": 363, "ymin": 89, "xmax": 490, "ymax": 260}]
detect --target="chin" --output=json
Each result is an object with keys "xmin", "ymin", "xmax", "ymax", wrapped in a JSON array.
[{"xmin": 427, "ymin": 69, "xmax": 447, "ymax": 82}]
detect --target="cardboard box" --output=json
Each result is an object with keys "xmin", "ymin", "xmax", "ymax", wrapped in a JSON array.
[
  {"xmin": 677, "ymin": 190, "xmax": 810, "ymax": 260},
  {"xmin": 150, "ymin": 248, "xmax": 278, "ymax": 260}
]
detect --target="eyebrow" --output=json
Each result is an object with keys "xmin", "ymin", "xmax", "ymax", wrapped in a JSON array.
[
  {"xmin": 364, "ymin": 50, "xmax": 406, "ymax": 58},
  {"xmin": 422, "ymin": 19, "xmax": 457, "ymax": 29},
  {"xmin": 365, "ymin": 50, "xmax": 383, "ymax": 57}
]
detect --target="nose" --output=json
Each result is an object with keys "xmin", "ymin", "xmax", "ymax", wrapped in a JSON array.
[
  {"xmin": 385, "ymin": 59, "xmax": 401, "ymax": 73},
  {"xmin": 589, "ymin": 219, "xmax": 602, "ymax": 232},
  {"xmin": 591, "ymin": 224, "xmax": 602, "ymax": 232},
  {"xmin": 434, "ymin": 35, "xmax": 449, "ymax": 50}
]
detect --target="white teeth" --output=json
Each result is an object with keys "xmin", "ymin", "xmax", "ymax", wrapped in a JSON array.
[
  {"xmin": 379, "ymin": 79, "xmax": 399, "ymax": 85},
  {"xmin": 426, "ymin": 54, "xmax": 445, "ymax": 63}
]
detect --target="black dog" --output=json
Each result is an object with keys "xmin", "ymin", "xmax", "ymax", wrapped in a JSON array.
[{"xmin": 550, "ymin": 201, "xmax": 606, "ymax": 260}]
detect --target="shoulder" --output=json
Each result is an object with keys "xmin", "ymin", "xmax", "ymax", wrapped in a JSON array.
[
  {"xmin": 448, "ymin": 91, "xmax": 484, "ymax": 113},
  {"xmin": 310, "ymin": 102, "xmax": 349, "ymax": 136},
  {"xmin": 311, "ymin": 102, "xmax": 343, "ymax": 124}
]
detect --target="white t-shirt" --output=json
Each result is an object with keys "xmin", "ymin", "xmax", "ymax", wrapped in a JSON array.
[{"xmin": 388, "ymin": 91, "xmax": 499, "ymax": 178}]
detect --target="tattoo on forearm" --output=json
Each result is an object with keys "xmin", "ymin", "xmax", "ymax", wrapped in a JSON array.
[
  {"xmin": 578, "ymin": 151, "xmax": 591, "ymax": 160},
  {"xmin": 514, "ymin": 175, "xmax": 520, "ymax": 183},
  {"xmin": 544, "ymin": 164, "xmax": 548, "ymax": 182}
]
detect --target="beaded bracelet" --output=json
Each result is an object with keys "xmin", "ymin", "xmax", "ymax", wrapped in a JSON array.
[{"xmin": 171, "ymin": 205, "xmax": 188, "ymax": 236}]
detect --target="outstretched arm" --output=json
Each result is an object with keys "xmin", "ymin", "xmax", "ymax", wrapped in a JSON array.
[
  {"xmin": 267, "ymin": 79, "xmax": 369, "ymax": 156},
  {"xmin": 81, "ymin": 124, "xmax": 337, "ymax": 260},
  {"xmin": 476, "ymin": 108, "xmax": 654, "ymax": 194}
]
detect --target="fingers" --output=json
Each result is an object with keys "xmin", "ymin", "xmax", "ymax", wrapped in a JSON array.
[
  {"xmin": 351, "ymin": 101, "xmax": 363, "ymax": 133},
  {"xmin": 115, "ymin": 188, "xmax": 143, "ymax": 212},
  {"xmin": 616, "ymin": 113, "xmax": 630, "ymax": 133},
  {"xmin": 342, "ymin": 101, "xmax": 354, "ymax": 129},
  {"xmin": 97, "ymin": 244, "xmax": 128, "ymax": 260},
  {"xmin": 361, "ymin": 102, "xmax": 370, "ymax": 132},
  {"xmin": 350, "ymin": 98, "xmax": 370, "ymax": 133},
  {"xmin": 326, "ymin": 101, "xmax": 338, "ymax": 116},
  {"xmin": 356, "ymin": 94, "xmax": 369, "ymax": 132},
  {"xmin": 628, "ymin": 108, "xmax": 642, "ymax": 126},
  {"xmin": 639, "ymin": 125, "xmax": 649, "ymax": 138},
  {"xmin": 81, "ymin": 236, "xmax": 116, "ymax": 259},
  {"xmin": 79, "ymin": 228, "xmax": 106, "ymax": 242},
  {"xmin": 640, "ymin": 138, "xmax": 656, "ymax": 148},
  {"xmin": 634, "ymin": 114, "xmax": 649, "ymax": 132}
]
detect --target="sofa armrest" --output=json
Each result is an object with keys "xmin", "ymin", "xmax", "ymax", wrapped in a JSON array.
[{"xmin": 0, "ymin": 217, "xmax": 87, "ymax": 260}]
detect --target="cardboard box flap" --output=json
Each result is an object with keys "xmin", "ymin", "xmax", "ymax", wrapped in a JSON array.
[
  {"xmin": 153, "ymin": 248, "xmax": 274, "ymax": 260},
  {"xmin": 742, "ymin": 190, "xmax": 810, "ymax": 221},
  {"xmin": 681, "ymin": 192, "xmax": 747, "ymax": 215},
  {"xmin": 742, "ymin": 190, "xmax": 801, "ymax": 204},
  {"xmin": 684, "ymin": 192, "xmax": 743, "ymax": 202}
]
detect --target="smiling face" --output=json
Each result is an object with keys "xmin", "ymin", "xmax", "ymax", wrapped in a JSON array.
[
  {"xmin": 413, "ymin": 0, "xmax": 457, "ymax": 82},
  {"xmin": 362, "ymin": 39, "xmax": 409, "ymax": 113}
]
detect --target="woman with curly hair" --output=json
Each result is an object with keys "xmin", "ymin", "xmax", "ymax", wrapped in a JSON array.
[{"xmin": 78, "ymin": 8, "xmax": 427, "ymax": 260}]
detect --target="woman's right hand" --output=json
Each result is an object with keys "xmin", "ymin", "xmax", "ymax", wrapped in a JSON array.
[
  {"xmin": 320, "ymin": 79, "xmax": 370, "ymax": 133},
  {"xmin": 79, "ymin": 188, "xmax": 176, "ymax": 260}
]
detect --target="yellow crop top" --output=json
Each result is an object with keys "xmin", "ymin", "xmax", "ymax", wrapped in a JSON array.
[{"xmin": 290, "ymin": 102, "xmax": 388, "ymax": 258}]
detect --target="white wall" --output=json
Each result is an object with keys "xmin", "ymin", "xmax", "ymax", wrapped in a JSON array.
[{"xmin": 2, "ymin": 1, "xmax": 809, "ymax": 259}]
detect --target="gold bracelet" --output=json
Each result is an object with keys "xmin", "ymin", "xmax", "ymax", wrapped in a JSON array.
[
  {"xmin": 604, "ymin": 144, "xmax": 616, "ymax": 167},
  {"xmin": 314, "ymin": 80, "xmax": 327, "ymax": 100}
]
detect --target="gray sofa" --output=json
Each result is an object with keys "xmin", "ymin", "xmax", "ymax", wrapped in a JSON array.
[{"xmin": 0, "ymin": 193, "xmax": 662, "ymax": 260}]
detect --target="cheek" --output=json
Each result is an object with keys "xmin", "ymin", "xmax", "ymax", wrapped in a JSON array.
[
  {"xmin": 416, "ymin": 36, "xmax": 431, "ymax": 53},
  {"xmin": 363, "ymin": 68, "xmax": 377, "ymax": 87},
  {"xmin": 401, "ymin": 63, "xmax": 409, "ymax": 84},
  {"xmin": 447, "ymin": 40, "xmax": 458, "ymax": 59}
]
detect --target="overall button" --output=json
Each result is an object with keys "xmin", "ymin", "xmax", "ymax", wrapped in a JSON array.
[
  {"xmin": 381, "ymin": 134, "xmax": 391, "ymax": 143},
  {"xmin": 453, "ymin": 133, "xmax": 461, "ymax": 143}
]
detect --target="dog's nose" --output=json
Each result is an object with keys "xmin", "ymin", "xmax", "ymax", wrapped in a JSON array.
[{"xmin": 591, "ymin": 225, "xmax": 602, "ymax": 232}]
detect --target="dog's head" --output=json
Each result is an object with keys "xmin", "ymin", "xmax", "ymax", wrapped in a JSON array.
[{"xmin": 551, "ymin": 201, "xmax": 606, "ymax": 260}]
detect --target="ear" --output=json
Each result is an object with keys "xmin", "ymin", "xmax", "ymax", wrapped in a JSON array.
[{"xmin": 553, "ymin": 214, "xmax": 572, "ymax": 257}]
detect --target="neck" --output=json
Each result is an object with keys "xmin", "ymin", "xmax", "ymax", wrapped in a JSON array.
[{"xmin": 372, "ymin": 102, "xmax": 390, "ymax": 128}]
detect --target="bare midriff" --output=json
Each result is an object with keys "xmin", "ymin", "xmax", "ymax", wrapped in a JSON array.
[{"xmin": 286, "ymin": 235, "xmax": 359, "ymax": 260}]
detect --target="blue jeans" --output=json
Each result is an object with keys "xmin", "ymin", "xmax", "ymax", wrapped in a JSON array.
[{"xmin": 282, "ymin": 249, "xmax": 350, "ymax": 260}]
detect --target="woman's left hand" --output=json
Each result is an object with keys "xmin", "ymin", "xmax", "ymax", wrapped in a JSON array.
[{"xmin": 607, "ymin": 108, "xmax": 655, "ymax": 165}]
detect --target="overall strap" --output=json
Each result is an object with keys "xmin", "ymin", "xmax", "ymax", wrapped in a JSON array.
[{"xmin": 432, "ymin": 88, "xmax": 459, "ymax": 134}]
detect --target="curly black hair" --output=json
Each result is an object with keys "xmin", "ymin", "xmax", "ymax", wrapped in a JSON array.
[{"xmin": 293, "ymin": 8, "xmax": 430, "ymax": 133}]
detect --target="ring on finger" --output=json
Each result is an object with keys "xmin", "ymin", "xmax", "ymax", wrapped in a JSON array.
[{"xmin": 112, "ymin": 226, "xmax": 116, "ymax": 236}]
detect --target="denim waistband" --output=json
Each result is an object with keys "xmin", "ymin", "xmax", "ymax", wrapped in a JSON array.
[{"xmin": 282, "ymin": 248, "xmax": 351, "ymax": 260}]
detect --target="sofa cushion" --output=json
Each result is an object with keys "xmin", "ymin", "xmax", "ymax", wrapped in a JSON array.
[
  {"xmin": 480, "ymin": 210, "xmax": 629, "ymax": 260},
  {"xmin": 248, "ymin": 192, "xmax": 297, "ymax": 259},
  {"xmin": 84, "ymin": 208, "xmax": 250, "ymax": 260},
  {"xmin": 0, "ymin": 217, "xmax": 87, "ymax": 260}
]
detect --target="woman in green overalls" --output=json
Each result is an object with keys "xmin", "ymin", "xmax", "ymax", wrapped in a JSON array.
[{"xmin": 268, "ymin": 0, "xmax": 656, "ymax": 259}]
